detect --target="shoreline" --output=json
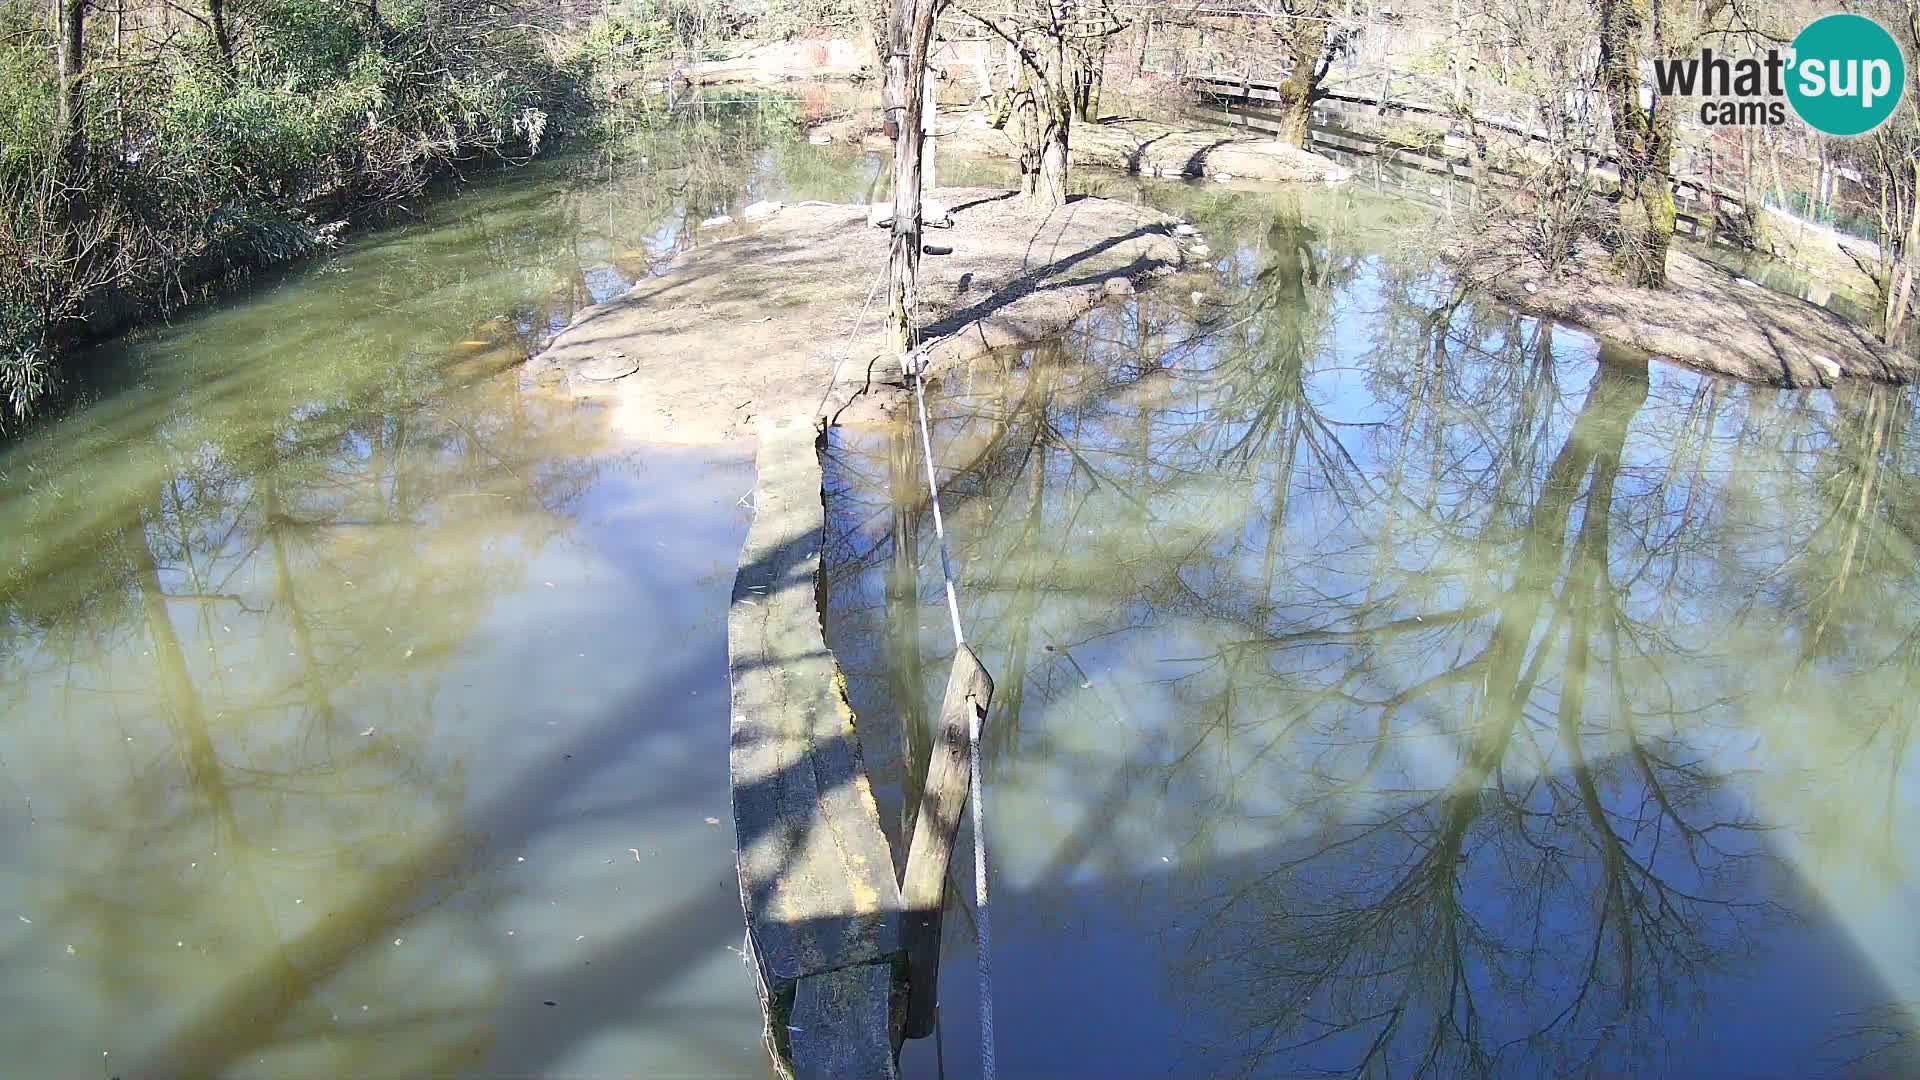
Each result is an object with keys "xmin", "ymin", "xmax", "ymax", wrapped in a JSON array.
[{"xmin": 1480, "ymin": 244, "xmax": 1915, "ymax": 388}]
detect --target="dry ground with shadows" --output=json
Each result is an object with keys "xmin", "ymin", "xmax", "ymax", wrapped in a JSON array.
[
  {"xmin": 1487, "ymin": 244, "xmax": 1917, "ymax": 388},
  {"xmin": 526, "ymin": 187, "xmax": 1189, "ymax": 443}
]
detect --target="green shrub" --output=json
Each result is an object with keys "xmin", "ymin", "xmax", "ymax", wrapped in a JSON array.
[
  {"xmin": 0, "ymin": 0, "xmax": 592, "ymax": 425},
  {"xmin": 160, "ymin": 71, "xmax": 344, "ymax": 200},
  {"xmin": 0, "ymin": 43, "xmax": 54, "ymax": 177},
  {"xmin": 0, "ymin": 298, "xmax": 49, "ymax": 426}
]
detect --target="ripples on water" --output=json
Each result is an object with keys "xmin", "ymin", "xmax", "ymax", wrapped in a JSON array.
[{"xmin": 825, "ymin": 183, "xmax": 1920, "ymax": 1079}]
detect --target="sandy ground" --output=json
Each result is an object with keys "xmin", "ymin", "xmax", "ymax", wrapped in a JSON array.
[
  {"xmin": 1487, "ymin": 244, "xmax": 1915, "ymax": 387},
  {"xmin": 816, "ymin": 110, "xmax": 1351, "ymax": 184},
  {"xmin": 526, "ymin": 188, "xmax": 1188, "ymax": 444}
]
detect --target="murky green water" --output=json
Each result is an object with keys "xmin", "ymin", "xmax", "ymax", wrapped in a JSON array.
[
  {"xmin": 825, "ymin": 184, "xmax": 1920, "ymax": 1078},
  {"xmin": 0, "ymin": 97, "xmax": 902, "ymax": 1078},
  {"xmin": 8, "ymin": 87, "xmax": 1916, "ymax": 1079}
]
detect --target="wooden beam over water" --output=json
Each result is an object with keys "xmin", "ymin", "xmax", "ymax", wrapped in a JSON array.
[
  {"xmin": 899, "ymin": 645, "xmax": 993, "ymax": 1040},
  {"xmin": 728, "ymin": 416, "xmax": 907, "ymax": 1080}
]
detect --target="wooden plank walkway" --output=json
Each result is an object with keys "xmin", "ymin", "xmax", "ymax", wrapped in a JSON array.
[{"xmin": 728, "ymin": 415, "xmax": 905, "ymax": 1080}]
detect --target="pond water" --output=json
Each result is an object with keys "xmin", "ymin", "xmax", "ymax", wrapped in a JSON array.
[
  {"xmin": 824, "ymin": 182, "xmax": 1920, "ymax": 1078},
  {"xmin": 1193, "ymin": 99, "xmax": 1881, "ymax": 326},
  {"xmin": 0, "ymin": 96, "xmax": 905, "ymax": 1078},
  {"xmin": 7, "ymin": 87, "xmax": 1917, "ymax": 1080}
]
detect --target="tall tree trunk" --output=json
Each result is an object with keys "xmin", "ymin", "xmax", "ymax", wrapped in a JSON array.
[
  {"xmin": 1011, "ymin": 55, "xmax": 1042, "ymax": 196},
  {"xmin": 46, "ymin": 0, "xmax": 92, "ymax": 352},
  {"xmin": 888, "ymin": 0, "xmax": 944, "ymax": 356},
  {"xmin": 1035, "ymin": 14, "xmax": 1071, "ymax": 206},
  {"xmin": 1596, "ymin": 0, "xmax": 1674, "ymax": 288},
  {"xmin": 885, "ymin": 0, "xmax": 908, "ymax": 143},
  {"xmin": 1884, "ymin": 160, "xmax": 1920, "ymax": 344},
  {"xmin": 1133, "ymin": 8, "xmax": 1150, "ymax": 79},
  {"xmin": 1274, "ymin": 3, "xmax": 1331, "ymax": 147},
  {"xmin": 1074, "ymin": 41, "xmax": 1105, "ymax": 122},
  {"xmin": 54, "ymin": 0, "xmax": 87, "ymax": 177},
  {"xmin": 984, "ymin": 2, "xmax": 1080, "ymax": 205},
  {"xmin": 210, "ymin": 0, "xmax": 236, "ymax": 71},
  {"xmin": 1007, "ymin": 29, "xmax": 1069, "ymax": 206},
  {"xmin": 1037, "ymin": 116, "xmax": 1068, "ymax": 204}
]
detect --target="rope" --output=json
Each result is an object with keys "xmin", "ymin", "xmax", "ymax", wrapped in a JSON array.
[
  {"xmin": 905, "ymin": 354, "xmax": 966, "ymax": 647},
  {"xmin": 898, "ymin": 265, "xmax": 995, "ymax": 1080},
  {"xmin": 813, "ymin": 258, "xmax": 892, "ymax": 423}
]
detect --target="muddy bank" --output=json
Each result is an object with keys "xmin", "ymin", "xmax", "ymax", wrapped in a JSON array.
[
  {"xmin": 815, "ymin": 110, "xmax": 1350, "ymax": 185},
  {"xmin": 1486, "ymin": 245, "xmax": 1915, "ymax": 387},
  {"xmin": 526, "ymin": 188, "xmax": 1190, "ymax": 443}
]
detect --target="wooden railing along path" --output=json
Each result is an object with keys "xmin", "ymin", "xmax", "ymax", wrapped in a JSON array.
[{"xmin": 1181, "ymin": 72, "xmax": 1753, "ymax": 245}]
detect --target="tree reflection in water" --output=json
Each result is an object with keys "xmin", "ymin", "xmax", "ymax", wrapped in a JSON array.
[
  {"xmin": 823, "ymin": 183, "xmax": 1920, "ymax": 1077},
  {"xmin": 0, "ymin": 352, "xmax": 606, "ymax": 1074},
  {"xmin": 0, "ymin": 101, "xmax": 852, "ymax": 1076}
]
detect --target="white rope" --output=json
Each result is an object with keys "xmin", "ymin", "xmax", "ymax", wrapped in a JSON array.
[
  {"xmin": 899, "ymin": 319, "xmax": 995, "ymax": 1079},
  {"xmin": 814, "ymin": 259, "xmax": 892, "ymax": 422},
  {"xmin": 905, "ymin": 355, "xmax": 967, "ymax": 648}
]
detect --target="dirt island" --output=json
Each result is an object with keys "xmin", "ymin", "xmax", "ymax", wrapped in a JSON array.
[{"xmin": 526, "ymin": 187, "xmax": 1194, "ymax": 443}]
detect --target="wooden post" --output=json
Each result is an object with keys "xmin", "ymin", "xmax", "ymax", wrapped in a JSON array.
[
  {"xmin": 924, "ymin": 66, "xmax": 939, "ymax": 196},
  {"xmin": 888, "ymin": 0, "xmax": 944, "ymax": 358},
  {"xmin": 885, "ymin": 1, "xmax": 907, "ymax": 143},
  {"xmin": 898, "ymin": 645, "xmax": 993, "ymax": 1041}
]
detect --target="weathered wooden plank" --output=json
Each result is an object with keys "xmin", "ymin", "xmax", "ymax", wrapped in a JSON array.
[
  {"xmin": 789, "ymin": 965, "xmax": 900, "ymax": 1080},
  {"xmin": 728, "ymin": 416, "xmax": 907, "ymax": 1075},
  {"xmin": 899, "ymin": 645, "xmax": 993, "ymax": 1040}
]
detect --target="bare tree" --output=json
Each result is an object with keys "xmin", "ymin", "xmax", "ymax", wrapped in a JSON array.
[
  {"xmin": 886, "ymin": 0, "xmax": 946, "ymax": 354},
  {"xmin": 961, "ymin": 0, "xmax": 1126, "ymax": 204}
]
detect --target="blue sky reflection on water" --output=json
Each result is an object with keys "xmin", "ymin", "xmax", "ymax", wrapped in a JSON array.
[
  {"xmin": 1, "ymin": 98, "xmax": 1916, "ymax": 1077},
  {"xmin": 825, "ymin": 182, "xmax": 1920, "ymax": 1079}
]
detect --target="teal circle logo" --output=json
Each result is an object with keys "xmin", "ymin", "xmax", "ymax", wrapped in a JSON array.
[{"xmin": 1787, "ymin": 14, "xmax": 1906, "ymax": 136}]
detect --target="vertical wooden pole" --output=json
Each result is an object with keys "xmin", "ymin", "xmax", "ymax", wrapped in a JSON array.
[
  {"xmin": 924, "ymin": 68, "xmax": 939, "ymax": 196},
  {"xmin": 899, "ymin": 645, "xmax": 993, "ymax": 1041},
  {"xmin": 886, "ymin": 0, "xmax": 908, "ymax": 143},
  {"xmin": 888, "ymin": 0, "xmax": 942, "ymax": 359}
]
